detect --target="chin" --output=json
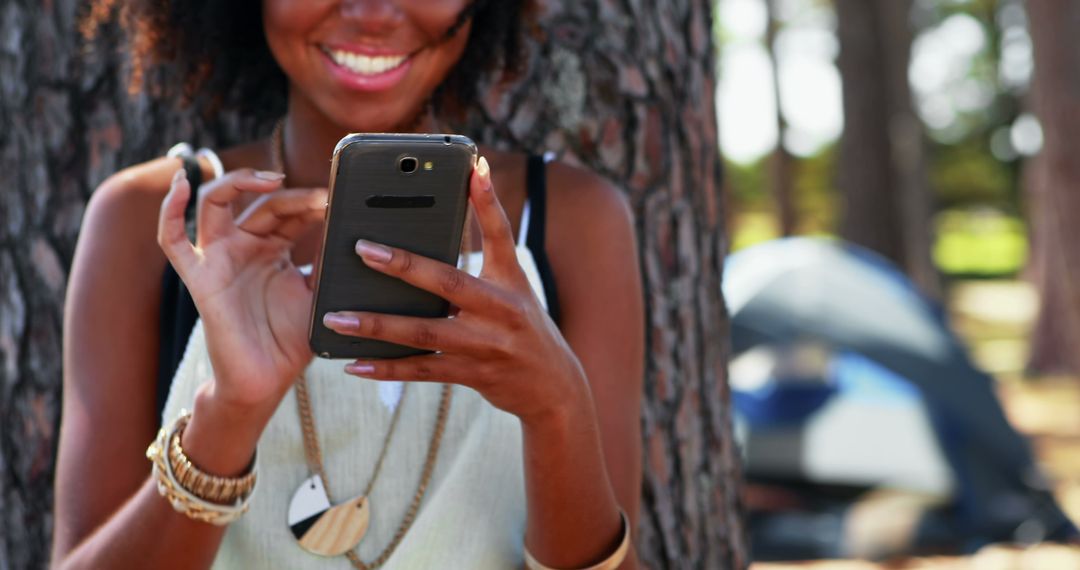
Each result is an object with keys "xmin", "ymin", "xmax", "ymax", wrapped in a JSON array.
[{"xmin": 331, "ymin": 103, "xmax": 428, "ymax": 133}]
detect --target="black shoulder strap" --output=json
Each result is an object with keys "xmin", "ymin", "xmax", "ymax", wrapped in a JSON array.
[
  {"xmin": 180, "ymin": 154, "xmax": 201, "ymax": 240},
  {"xmin": 525, "ymin": 155, "xmax": 561, "ymax": 326},
  {"xmin": 156, "ymin": 154, "xmax": 202, "ymax": 421},
  {"xmin": 156, "ymin": 267, "xmax": 198, "ymax": 419}
]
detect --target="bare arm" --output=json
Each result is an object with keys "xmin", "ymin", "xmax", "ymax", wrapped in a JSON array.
[
  {"xmin": 522, "ymin": 166, "xmax": 644, "ymax": 568},
  {"xmin": 53, "ymin": 164, "xmax": 228, "ymax": 568},
  {"xmin": 52, "ymin": 164, "xmax": 325, "ymax": 569}
]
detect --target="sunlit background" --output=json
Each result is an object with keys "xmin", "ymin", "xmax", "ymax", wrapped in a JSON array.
[
  {"xmin": 714, "ymin": 0, "xmax": 1080, "ymax": 566},
  {"xmin": 716, "ymin": 0, "xmax": 1034, "ymax": 276}
]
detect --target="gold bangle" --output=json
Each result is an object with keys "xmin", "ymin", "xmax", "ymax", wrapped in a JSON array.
[
  {"xmin": 524, "ymin": 510, "xmax": 631, "ymax": 570},
  {"xmin": 166, "ymin": 412, "xmax": 257, "ymax": 503},
  {"xmin": 146, "ymin": 410, "xmax": 256, "ymax": 525}
]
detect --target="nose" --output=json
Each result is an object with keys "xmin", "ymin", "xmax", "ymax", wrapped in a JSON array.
[{"xmin": 338, "ymin": 0, "xmax": 406, "ymax": 35}]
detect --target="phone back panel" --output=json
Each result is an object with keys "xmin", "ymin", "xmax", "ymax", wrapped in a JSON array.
[{"xmin": 309, "ymin": 134, "xmax": 476, "ymax": 359}]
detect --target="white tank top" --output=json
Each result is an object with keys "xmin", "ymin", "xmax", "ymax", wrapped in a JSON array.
[{"xmin": 162, "ymin": 225, "xmax": 548, "ymax": 569}]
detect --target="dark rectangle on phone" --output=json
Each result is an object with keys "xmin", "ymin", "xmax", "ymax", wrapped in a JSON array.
[{"xmin": 365, "ymin": 195, "xmax": 436, "ymax": 208}]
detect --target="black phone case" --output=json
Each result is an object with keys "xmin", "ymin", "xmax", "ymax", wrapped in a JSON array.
[{"xmin": 308, "ymin": 134, "xmax": 477, "ymax": 359}]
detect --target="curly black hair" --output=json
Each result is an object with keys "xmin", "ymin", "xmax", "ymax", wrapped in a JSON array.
[{"xmin": 83, "ymin": 0, "xmax": 535, "ymax": 124}]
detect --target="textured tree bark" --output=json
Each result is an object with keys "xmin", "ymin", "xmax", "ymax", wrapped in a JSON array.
[
  {"xmin": 835, "ymin": 0, "xmax": 939, "ymax": 297},
  {"xmin": 0, "ymin": 0, "xmax": 746, "ymax": 567},
  {"xmin": 0, "ymin": 4, "xmax": 216, "ymax": 568},
  {"xmin": 1026, "ymin": 0, "xmax": 1080, "ymax": 375}
]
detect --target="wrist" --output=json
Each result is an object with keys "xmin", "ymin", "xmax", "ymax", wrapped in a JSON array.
[
  {"xmin": 180, "ymin": 384, "xmax": 274, "ymax": 477},
  {"xmin": 519, "ymin": 379, "xmax": 595, "ymax": 436}
]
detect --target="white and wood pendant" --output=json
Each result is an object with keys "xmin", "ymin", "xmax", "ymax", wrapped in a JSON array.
[{"xmin": 288, "ymin": 474, "xmax": 370, "ymax": 556}]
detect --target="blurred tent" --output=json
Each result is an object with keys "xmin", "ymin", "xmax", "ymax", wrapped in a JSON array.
[{"xmin": 725, "ymin": 238, "xmax": 1076, "ymax": 560}]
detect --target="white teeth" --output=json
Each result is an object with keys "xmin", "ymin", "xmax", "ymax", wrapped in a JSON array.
[{"xmin": 328, "ymin": 48, "xmax": 407, "ymax": 76}]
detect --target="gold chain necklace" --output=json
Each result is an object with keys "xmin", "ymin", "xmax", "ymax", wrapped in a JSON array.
[
  {"xmin": 272, "ymin": 119, "xmax": 456, "ymax": 569},
  {"xmin": 292, "ymin": 377, "xmax": 452, "ymax": 569}
]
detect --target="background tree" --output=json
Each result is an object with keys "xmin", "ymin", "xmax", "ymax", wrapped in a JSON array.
[
  {"xmin": 0, "ymin": 0, "xmax": 747, "ymax": 567},
  {"xmin": 834, "ymin": 0, "xmax": 940, "ymax": 298},
  {"xmin": 764, "ymin": 0, "xmax": 797, "ymax": 237},
  {"xmin": 1025, "ymin": 0, "xmax": 1080, "ymax": 376}
]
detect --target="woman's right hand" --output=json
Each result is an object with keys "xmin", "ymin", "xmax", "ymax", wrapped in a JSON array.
[{"xmin": 158, "ymin": 168, "xmax": 327, "ymax": 416}]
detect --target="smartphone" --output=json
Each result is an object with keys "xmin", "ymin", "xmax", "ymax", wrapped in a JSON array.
[{"xmin": 308, "ymin": 133, "xmax": 477, "ymax": 359}]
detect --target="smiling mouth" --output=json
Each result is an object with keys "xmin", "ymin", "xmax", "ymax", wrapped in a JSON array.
[{"xmin": 320, "ymin": 46, "xmax": 410, "ymax": 76}]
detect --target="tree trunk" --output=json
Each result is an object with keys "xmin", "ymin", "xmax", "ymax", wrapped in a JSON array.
[
  {"xmin": 469, "ymin": 2, "xmax": 748, "ymax": 562},
  {"xmin": 879, "ymin": 0, "xmax": 940, "ymax": 300},
  {"xmin": 765, "ymin": 0, "xmax": 797, "ymax": 236},
  {"xmin": 835, "ymin": 0, "xmax": 939, "ymax": 297},
  {"xmin": 0, "ymin": 1, "xmax": 746, "ymax": 567},
  {"xmin": 0, "ymin": 4, "xmax": 255, "ymax": 568},
  {"xmin": 1025, "ymin": 0, "xmax": 1080, "ymax": 375}
]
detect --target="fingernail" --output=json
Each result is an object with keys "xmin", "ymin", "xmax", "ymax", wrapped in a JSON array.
[
  {"xmin": 345, "ymin": 362, "xmax": 375, "ymax": 375},
  {"xmin": 323, "ymin": 313, "xmax": 359, "ymax": 330},
  {"xmin": 477, "ymin": 156, "xmax": 492, "ymax": 191},
  {"xmin": 254, "ymin": 170, "xmax": 286, "ymax": 181},
  {"xmin": 356, "ymin": 240, "xmax": 392, "ymax": 263},
  {"xmin": 172, "ymin": 169, "xmax": 187, "ymax": 185}
]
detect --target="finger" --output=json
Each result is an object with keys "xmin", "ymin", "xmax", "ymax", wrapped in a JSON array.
[
  {"xmin": 354, "ymin": 239, "xmax": 513, "ymax": 313},
  {"xmin": 470, "ymin": 156, "xmax": 519, "ymax": 272},
  {"xmin": 322, "ymin": 311, "xmax": 479, "ymax": 353},
  {"xmin": 272, "ymin": 208, "xmax": 325, "ymax": 242},
  {"xmin": 158, "ymin": 169, "xmax": 199, "ymax": 274},
  {"xmin": 235, "ymin": 188, "xmax": 327, "ymax": 238},
  {"xmin": 344, "ymin": 354, "xmax": 476, "ymax": 386},
  {"xmin": 197, "ymin": 169, "xmax": 286, "ymax": 245}
]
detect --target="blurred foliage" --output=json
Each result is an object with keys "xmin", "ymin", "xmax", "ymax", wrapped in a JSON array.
[
  {"xmin": 931, "ymin": 139, "xmax": 1014, "ymax": 210},
  {"xmin": 720, "ymin": 0, "xmax": 1030, "ymax": 278},
  {"xmin": 726, "ymin": 144, "xmax": 837, "ymax": 229},
  {"xmin": 918, "ymin": 0, "xmax": 1025, "ymax": 212},
  {"xmin": 729, "ymin": 144, "xmax": 838, "ymax": 251}
]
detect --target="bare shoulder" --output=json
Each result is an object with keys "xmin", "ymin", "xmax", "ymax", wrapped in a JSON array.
[
  {"xmin": 96, "ymin": 155, "xmax": 188, "ymax": 197},
  {"xmin": 544, "ymin": 161, "xmax": 635, "ymax": 254},
  {"xmin": 542, "ymin": 160, "xmax": 641, "ymax": 330},
  {"xmin": 90, "ymin": 138, "xmax": 262, "ymax": 214},
  {"xmin": 88, "ymin": 156, "xmax": 184, "ymax": 228}
]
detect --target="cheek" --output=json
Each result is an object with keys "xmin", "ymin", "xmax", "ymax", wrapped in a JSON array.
[
  {"xmin": 407, "ymin": 3, "xmax": 473, "ymax": 82},
  {"xmin": 404, "ymin": 1, "xmax": 472, "ymax": 54},
  {"xmin": 262, "ymin": 0, "xmax": 334, "ymax": 71}
]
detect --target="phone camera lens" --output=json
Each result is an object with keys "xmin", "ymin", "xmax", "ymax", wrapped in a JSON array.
[{"xmin": 399, "ymin": 157, "xmax": 418, "ymax": 174}]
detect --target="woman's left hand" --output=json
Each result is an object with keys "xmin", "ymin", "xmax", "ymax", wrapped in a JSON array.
[{"xmin": 321, "ymin": 156, "xmax": 588, "ymax": 423}]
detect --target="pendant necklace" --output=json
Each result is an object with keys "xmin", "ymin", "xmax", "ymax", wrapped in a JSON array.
[
  {"xmin": 287, "ymin": 378, "xmax": 409, "ymax": 556},
  {"xmin": 272, "ymin": 119, "xmax": 458, "ymax": 569},
  {"xmin": 289, "ymin": 376, "xmax": 453, "ymax": 569}
]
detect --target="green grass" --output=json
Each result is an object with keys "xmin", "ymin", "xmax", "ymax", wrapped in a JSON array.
[
  {"xmin": 731, "ymin": 208, "xmax": 1028, "ymax": 278},
  {"xmin": 934, "ymin": 209, "xmax": 1027, "ymax": 277}
]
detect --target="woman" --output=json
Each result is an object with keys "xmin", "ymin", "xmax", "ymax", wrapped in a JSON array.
[{"xmin": 53, "ymin": 1, "xmax": 644, "ymax": 568}]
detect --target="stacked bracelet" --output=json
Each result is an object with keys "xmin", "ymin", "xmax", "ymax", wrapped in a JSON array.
[
  {"xmin": 167, "ymin": 414, "xmax": 257, "ymax": 504},
  {"xmin": 524, "ymin": 510, "xmax": 632, "ymax": 570},
  {"xmin": 146, "ymin": 410, "xmax": 257, "ymax": 526}
]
